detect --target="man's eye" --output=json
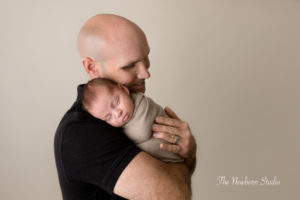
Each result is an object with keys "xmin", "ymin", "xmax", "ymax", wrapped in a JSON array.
[{"xmin": 123, "ymin": 64, "xmax": 135, "ymax": 70}]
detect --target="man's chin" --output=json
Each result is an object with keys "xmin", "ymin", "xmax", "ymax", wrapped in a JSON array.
[
  {"xmin": 130, "ymin": 86, "xmax": 146, "ymax": 93},
  {"xmin": 129, "ymin": 80, "xmax": 146, "ymax": 93},
  {"xmin": 131, "ymin": 88, "xmax": 145, "ymax": 93}
]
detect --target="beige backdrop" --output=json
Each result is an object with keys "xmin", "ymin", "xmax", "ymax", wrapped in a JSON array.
[{"xmin": 1, "ymin": 0, "xmax": 299, "ymax": 199}]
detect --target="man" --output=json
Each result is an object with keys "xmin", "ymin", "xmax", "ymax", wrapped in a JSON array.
[{"xmin": 55, "ymin": 14, "xmax": 197, "ymax": 200}]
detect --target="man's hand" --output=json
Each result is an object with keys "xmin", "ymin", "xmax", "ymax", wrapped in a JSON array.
[
  {"xmin": 115, "ymin": 108, "xmax": 195, "ymax": 200},
  {"xmin": 152, "ymin": 107, "xmax": 197, "ymax": 171}
]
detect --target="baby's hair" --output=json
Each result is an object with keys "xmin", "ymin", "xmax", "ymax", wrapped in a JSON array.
[{"xmin": 82, "ymin": 78, "xmax": 118, "ymax": 111}]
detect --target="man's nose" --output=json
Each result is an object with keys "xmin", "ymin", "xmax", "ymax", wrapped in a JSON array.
[{"xmin": 137, "ymin": 62, "xmax": 150, "ymax": 79}]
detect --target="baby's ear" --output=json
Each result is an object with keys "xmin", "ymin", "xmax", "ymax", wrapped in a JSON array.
[{"xmin": 117, "ymin": 84, "xmax": 130, "ymax": 95}]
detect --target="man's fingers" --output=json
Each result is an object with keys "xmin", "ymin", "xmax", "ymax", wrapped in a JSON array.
[
  {"xmin": 164, "ymin": 107, "xmax": 181, "ymax": 120},
  {"xmin": 154, "ymin": 116, "xmax": 182, "ymax": 128},
  {"xmin": 160, "ymin": 143, "xmax": 181, "ymax": 154},
  {"xmin": 152, "ymin": 124, "xmax": 180, "ymax": 136},
  {"xmin": 153, "ymin": 132, "xmax": 181, "ymax": 144}
]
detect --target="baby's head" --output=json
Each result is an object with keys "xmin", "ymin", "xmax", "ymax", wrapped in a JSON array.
[{"xmin": 82, "ymin": 78, "xmax": 134, "ymax": 127}]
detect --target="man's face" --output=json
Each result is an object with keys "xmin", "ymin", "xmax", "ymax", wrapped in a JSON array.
[
  {"xmin": 95, "ymin": 31, "xmax": 151, "ymax": 93},
  {"xmin": 89, "ymin": 85, "xmax": 134, "ymax": 127}
]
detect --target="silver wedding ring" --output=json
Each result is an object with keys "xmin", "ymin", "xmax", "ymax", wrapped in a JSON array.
[{"xmin": 174, "ymin": 135, "xmax": 180, "ymax": 144}]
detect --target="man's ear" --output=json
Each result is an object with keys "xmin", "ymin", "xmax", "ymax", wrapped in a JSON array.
[
  {"xmin": 118, "ymin": 84, "xmax": 130, "ymax": 95},
  {"xmin": 82, "ymin": 57, "xmax": 102, "ymax": 78}
]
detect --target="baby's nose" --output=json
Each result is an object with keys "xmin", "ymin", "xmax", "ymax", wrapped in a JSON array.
[{"xmin": 114, "ymin": 109, "xmax": 122, "ymax": 118}]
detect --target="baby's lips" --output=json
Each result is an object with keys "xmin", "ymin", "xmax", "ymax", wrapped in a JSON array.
[{"xmin": 122, "ymin": 113, "xmax": 129, "ymax": 122}]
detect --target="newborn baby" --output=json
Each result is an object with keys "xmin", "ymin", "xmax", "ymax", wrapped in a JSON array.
[{"xmin": 82, "ymin": 78, "xmax": 183, "ymax": 162}]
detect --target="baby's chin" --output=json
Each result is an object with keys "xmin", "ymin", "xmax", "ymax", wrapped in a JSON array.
[{"xmin": 111, "ymin": 122, "xmax": 126, "ymax": 127}]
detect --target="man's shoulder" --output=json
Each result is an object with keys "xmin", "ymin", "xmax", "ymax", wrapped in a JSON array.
[
  {"xmin": 55, "ymin": 101, "xmax": 91, "ymax": 131},
  {"xmin": 56, "ymin": 102, "xmax": 117, "ymax": 136},
  {"xmin": 54, "ymin": 100, "xmax": 118, "ymax": 148}
]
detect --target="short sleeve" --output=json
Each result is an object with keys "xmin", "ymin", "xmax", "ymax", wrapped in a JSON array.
[{"xmin": 62, "ymin": 120, "xmax": 141, "ymax": 195}]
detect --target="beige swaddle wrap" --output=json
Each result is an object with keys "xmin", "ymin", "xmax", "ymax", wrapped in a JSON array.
[{"xmin": 123, "ymin": 93, "xmax": 183, "ymax": 162}]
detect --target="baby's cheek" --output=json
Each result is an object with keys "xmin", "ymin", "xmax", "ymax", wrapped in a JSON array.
[
  {"xmin": 129, "ymin": 105, "xmax": 134, "ymax": 113},
  {"xmin": 110, "ymin": 120, "xmax": 122, "ymax": 127}
]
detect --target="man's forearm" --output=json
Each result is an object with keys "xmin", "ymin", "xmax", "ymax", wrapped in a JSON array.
[
  {"xmin": 164, "ymin": 162, "xmax": 192, "ymax": 199},
  {"xmin": 114, "ymin": 152, "xmax": 191, "ymax": 200},
  {"xmin": 170, "ymin": 148, "xmax": 197, "ymax": 198},
  {"xmin": 164, "ymin": 135, "xmax": 197, "ymax": 198}
]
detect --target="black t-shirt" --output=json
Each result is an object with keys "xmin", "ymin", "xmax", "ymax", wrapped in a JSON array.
[{"xmin": 54, "ymin": 85, "xmax": 141, "ymax": 200}]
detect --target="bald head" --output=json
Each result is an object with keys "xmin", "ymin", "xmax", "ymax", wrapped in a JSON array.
[
  {"xmin": 77, "ymin": 14, "xmax": 146, "ymax": 62},
  {"xmin": 78, "ymin": 14, "xmax": 151, "ymax": 93}
]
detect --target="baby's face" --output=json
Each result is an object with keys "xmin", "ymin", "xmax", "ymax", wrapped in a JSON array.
[{"xmin": 89, "ymin": 84, "xmax": 134, "ymax": 127}]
